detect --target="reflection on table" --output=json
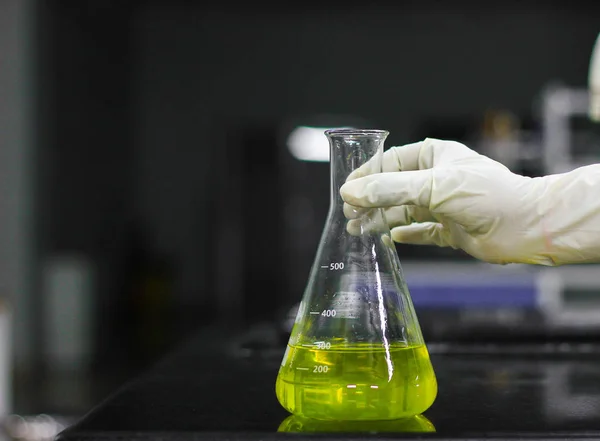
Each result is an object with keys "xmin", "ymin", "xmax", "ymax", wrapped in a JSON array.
[{"xmin": 277, "ymin": 414, "xmax": 435, "ymax": 433}]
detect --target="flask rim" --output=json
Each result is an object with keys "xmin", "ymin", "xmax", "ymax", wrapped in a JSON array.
[{"xmin": 324, "ymin": 128, "xmax": 389, "ymax": 138}]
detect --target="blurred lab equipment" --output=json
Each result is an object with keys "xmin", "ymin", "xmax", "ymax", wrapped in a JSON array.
[
  {"xmin": 41, "ymin": 255, "xmax": 94, "ymax": 373},
  {"xmin": 588, "ymin": 32, "xmax": 600, "ymax": 122},
  {"xmin": 540, "ymin": 84, "xmax": 595, "ymax": 175},
  {"xmin": 2, "ymin": 413, "xmax": 73, "ymax": 441},
  {"xmin": 536, "ymin": 31, "xmax": 600, "ymax": 174},
  {"xmin": 496, "ymin": 31, "xmax": 600, "ymax": 176},
  {"xmin": 275, "ymin": 129, "xmax": 437, "ymax": 421},
  {"xmin": 0, "ymin": 297, "xmax": 12, "ymax": 419},
  {"xmin": 277, "ymin": 414, "xmax": 435, "ymax": 433}
]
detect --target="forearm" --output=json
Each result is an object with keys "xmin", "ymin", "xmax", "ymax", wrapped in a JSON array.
[{"xmin": 540, "ymin": 164, "xmax": 600, "ymax": 265}]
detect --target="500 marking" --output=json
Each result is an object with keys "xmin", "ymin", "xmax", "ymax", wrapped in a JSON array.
[{"xmin": 321, "ymin": 262, "xmax": 344, "ymax": 270}]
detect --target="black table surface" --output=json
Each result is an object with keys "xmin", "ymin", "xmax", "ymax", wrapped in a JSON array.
[{"xmin": 57, "ymin": 325, "xmax": 600, "ymax": 441}]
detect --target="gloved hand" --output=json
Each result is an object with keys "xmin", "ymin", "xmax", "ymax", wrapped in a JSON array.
[{"xmin": 340, "ymin": 138, "xmax": 600, "ymax": 266}]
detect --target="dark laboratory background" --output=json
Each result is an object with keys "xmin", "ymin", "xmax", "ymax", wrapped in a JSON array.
[{"xmin": 1, "ymin": 0, "xmax": 600, "ymax": 438}]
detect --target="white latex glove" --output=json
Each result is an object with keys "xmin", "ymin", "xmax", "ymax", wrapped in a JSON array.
[{"xmin": 340, "ymin": 138, "xmax": 600, "ymax": 266}]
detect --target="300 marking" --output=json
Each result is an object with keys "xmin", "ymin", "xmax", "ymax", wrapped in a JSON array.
[{"xmin": 316, "ymin": 341, "xmax": 331, "ymax": 350}]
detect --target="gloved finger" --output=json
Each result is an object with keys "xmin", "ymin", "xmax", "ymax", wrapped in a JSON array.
[
  {"xmin": 343, "ymin": 202, "xmax": 371, "ymax": 219},
  {"xmin": 340, "ymin": 170, "xmax": 433, "ymax": 208},
  {"xmin": 382, "ymin": 140, "xmax": 429, "ymax": 172},
  {"xmin": 346, "ymin": 138, "xmax": 480, "ymax": 182},
  {"xmin": 384, "ymin": 205, "xmax": 436, "ymax": 228},
  {"xmin": 345, "ymin": 151, "xmax": 385, "ymax": 182},
  {"xmin": 346, "ymin": 218, "xmax": 363, "ymax": 236},
  {"xmin": 346, "ymin": 217, "xmax": 390, "ymax": 236},
  {"xmin": 384, "ymin": 138, "xmax": 481, "ymax": 173},
  {"xmin": 346, "ymin": 141, "xmax": 428, "ymax": 182},
  {"xmin": 391, "ymin": 222, "xmax": 457, "ymax": 248},
  {"xmin": 346, "ymin": 206, "xmax": 435, "ymax": 235}
]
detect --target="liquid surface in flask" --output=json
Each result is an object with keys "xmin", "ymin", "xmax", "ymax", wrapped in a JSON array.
[{"xmin": 275, "ymin": 129, "xmax": 437, "ymax": 421}]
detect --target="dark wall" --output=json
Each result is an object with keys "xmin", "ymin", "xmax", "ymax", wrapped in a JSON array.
[{"xmin": 133, "ymin": 1, "xmax": 597, "ymax": 138}]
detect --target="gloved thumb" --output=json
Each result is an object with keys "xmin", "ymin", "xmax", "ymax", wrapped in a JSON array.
[{"xmin": 340, "ymin": 169, "xmax": 433, "ymax": 208}]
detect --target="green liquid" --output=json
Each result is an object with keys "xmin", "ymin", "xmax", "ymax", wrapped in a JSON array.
[{"xmin": 275, "ymin": 343, "xmax": 437, "ymax": 421}]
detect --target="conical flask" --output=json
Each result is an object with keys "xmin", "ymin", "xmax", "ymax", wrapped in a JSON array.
[{"xmin": 275, "ymin": 128, "xmax": 437, "ymax": 421}]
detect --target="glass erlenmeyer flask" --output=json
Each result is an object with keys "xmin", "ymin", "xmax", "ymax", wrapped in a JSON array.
[{"xmin": 275, "ymin": 128, "xmax": 437, "ymax": 421}]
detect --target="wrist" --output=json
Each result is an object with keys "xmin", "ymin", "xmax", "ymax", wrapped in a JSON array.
[{"xmin": 535, "ymin": 166, "xmax": 600, "ymax": 265}]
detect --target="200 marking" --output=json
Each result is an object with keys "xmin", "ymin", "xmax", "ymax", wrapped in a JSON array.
[{"xmin": 313, "ymin": 365, "xmax": 329, "ymax": 373}]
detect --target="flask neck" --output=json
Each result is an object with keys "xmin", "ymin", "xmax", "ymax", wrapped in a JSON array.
[{"xmin": 326, "ymin": 129, "xmax": 388, "ymax": 208}]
